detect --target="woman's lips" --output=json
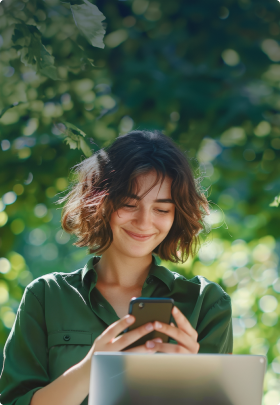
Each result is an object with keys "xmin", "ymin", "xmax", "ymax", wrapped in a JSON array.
[{"xmin": 123, "ymin": 229, "xmax": 155, "ymax": 241}]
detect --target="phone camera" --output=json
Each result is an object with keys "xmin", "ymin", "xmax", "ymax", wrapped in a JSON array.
[{"xmin": 139, "ymin": 303, "xmax": 144, "ymax": 309}]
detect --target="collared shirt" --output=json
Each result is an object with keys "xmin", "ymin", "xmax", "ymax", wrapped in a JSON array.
[{"xmin": 0, "ymin": 255, "xmax": 233, "ymax": 405}]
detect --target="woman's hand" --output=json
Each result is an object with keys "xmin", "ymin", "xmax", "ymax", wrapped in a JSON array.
[
  {"xmin": 144, "ymin": 306, "xmax": 200, "ymax": 354},
  {"xmin": 85, "ymin": 314, "xmax": 162, "ymax": 360}
]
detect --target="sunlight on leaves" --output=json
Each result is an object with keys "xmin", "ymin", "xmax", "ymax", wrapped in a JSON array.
[
  {"xmin": 12, "ymin": 24, "xmax": 59, "ymax": 80},
  {"xmin": 70, "ymin": 0, "xmax": 106, "ymax": 49},
  {"xmin": 270, "ymin": 195, "xmax": 280, "ymax": 207},
  {"xmin": 57, "ymin": 122, "xmax": 92, "ymax": 157}
]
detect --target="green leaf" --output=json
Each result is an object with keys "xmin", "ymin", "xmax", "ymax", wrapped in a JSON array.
[
  {"xmin": 12, "ymin": 24, "xmax": 59, "ymax": 80},
  {"xmin": 64, "ymin": 137, "xmax": 78, "ymax": 149},
  {"xmin": 0, "ymin": 102, "xmax": 25, "ymax": 119},
  {"xmin": 70, "ymin": 0, "xmax": 106, "ymax": 49},
  {"xmin": 12, "ymin": 45, "xmax": 23, "ymax": 51},
  {"xmin": 269, "ymin": 195, "xmax": 280, "ymax": 207},
  {"xmin": 64, "ymin": 122, "xmax": 86, "ymax": 137},
  {"xmin": 58, "ymin": 122, "xmax": 92, "ymax": 157},
  {"xmin": 80, "ymin": 137, "xmax": 92, "ymax": 157}
]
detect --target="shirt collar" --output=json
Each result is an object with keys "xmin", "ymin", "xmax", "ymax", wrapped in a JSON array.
[{"xmin": 81, "ymin": 254, "xmax": 174, "ymax": 291}]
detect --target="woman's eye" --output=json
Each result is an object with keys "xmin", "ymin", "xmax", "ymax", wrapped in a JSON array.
[{"xmin": 122, "ymin": 205, "xmax": 169, "ymax": 213}]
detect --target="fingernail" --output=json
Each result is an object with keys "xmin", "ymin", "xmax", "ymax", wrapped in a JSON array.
[
  {"xmin": 155, "ymin": 321, "xmax": 162, "ymax": 329},
  {"xmin": 173, "ymin": 306, "xmax": 178, "ymax": 314},
  {"xmin": 146, "ymin": 341, "xmax": 155, "ymax": 348},
  {"xmin": 145, "ymin": 323, "xmax": 153, "ymax": 331},
  {"xmin": 153, "ymin": 338, "xmax": 163, "ymax": 343},
  {"xmin": 125, "ymin": 315, "xmax": 134, "ymax": 324}
]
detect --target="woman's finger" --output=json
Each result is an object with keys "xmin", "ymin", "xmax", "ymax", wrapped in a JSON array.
[
  {"xmin": 98, "ymin": 315, "xmax": 136, "ymax": 344},
  {"xmin": 110, "ymin": 322, "xmax": 156, "ymax": 351},
  {"xmin": 145, "ymin": 341, "xmax": 191, "ymax": 354},
  {"xmin": 172, "ymin": 306, "xmax": 198, "ymax": 340},
  {"xmin": 153, "ymin": 321, "xmax": 199, "ymax": 353},
  {"xmin": 124, "ymin": 338, "xmax": 163, "ymax": 353}
]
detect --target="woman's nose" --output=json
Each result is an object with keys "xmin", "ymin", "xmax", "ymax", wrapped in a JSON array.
[{"xmin": 133, "ymin": 208, "xmax": 152, "ymax": 229}]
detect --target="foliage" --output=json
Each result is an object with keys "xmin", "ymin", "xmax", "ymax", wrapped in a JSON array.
[
  {"xmin": 12, "ymin": 23, "xmax": 60, "ymax": 80},
  {"xmin": 56, "ymin": 121, "xmax": 92, "ymax": 156},
  {"xmin": 1, "ymin": 0, "xmax": 280, "ymax": 403}
]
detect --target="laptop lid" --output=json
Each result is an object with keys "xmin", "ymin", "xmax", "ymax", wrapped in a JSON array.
[{"xmin": 89, "ymin": 353, "xmax": 266, "ymax": 405}]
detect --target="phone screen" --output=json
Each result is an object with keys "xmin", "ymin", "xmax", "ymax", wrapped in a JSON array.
[{"xmin": 124, "ymin": 297, "xmax": 174, "ymax": 350}]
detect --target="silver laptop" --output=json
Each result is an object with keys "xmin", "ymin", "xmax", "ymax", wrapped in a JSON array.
[{"xmin": 89, "ymin": 353, "xmax": 266, "ymax": 405}]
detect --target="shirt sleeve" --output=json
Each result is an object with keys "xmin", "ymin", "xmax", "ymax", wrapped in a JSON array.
[
  {"xmin": 0, "ymin": 284, "xmax": 50, "ymax": 405},
  {"xmin": 197, "ymin": 293, "xmax": 233, "ymax": 354}
]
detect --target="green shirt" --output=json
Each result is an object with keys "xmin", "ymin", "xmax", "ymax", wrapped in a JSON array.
[{"xmin": 0, "ymin": 255, "xmax": 233, "ymax": 405}]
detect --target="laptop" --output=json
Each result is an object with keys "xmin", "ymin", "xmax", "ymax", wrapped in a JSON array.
[{"xmin": 89, "ymin": 353, "xmax": 266, "ymax": 405}]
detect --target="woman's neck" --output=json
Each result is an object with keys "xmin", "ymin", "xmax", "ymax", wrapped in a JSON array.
[{"xmin": 95, "ymin": 248, "xmax": 152, "ymax": 289}]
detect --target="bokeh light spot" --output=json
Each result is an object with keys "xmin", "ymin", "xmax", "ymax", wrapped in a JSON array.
[
  {"xmin": 0, "ymin": 282, "xmax": 9, "ymax": 305},
  {"xmin": 9, "ymin": 252, "xmax": 25, "ymax": 271},
  {"xmin": 34, "ymin": 204, "xmax": 48, "ymax": 218},
  {"xmin": 13, "ymin": 184, "xmax": 24, "ymax": 195},
  {"xmin": 119, "ymin": 116, "xmax": 134, "ymax": 134},
  {"xmin": 55, "ymin": 230, "xmax": 71, "ymax": 244},
  {"xmin": 232, "ymin": 318, "xmax": 245, "ymax": 337},
  {"xmin": 261, "ymin": 312, "xmax": 278, "ymax": 327},
  {"xmin": 29, "ymin": 228, "xmax": 47, "ymax": 246},
  {"xmin": 0, "ymin": 199, "xmax": 5, "ymax": 212},
  {"xmin": 41, "ymin": 243, "xmax": 58, "ymax": 261},
  {"xmin": 0, "ymin": 258, "xmax": 11, "ymax": 274},
  {"xmin": 221, "ymin": 49, "xmax": 240, "ymax": 66},
  {"xmin": 55, "ymin": 178, "xmax": 68, "ymax": 191},
  {"xmin": 1, "ymin": 140, "xmax": 10, "ymax": 151},
  {"xmin": 2, "ymin": 311, "xmax": 16, "ymax": 329},
  {"xmin": 2, "ymin": 191, "xmax": 17, "ymax": 205},
  {"xmin": 18, "ymin": 147, "xmax": 31, "ymax": 159},
  {"xmin": 23, "ymin": 118, "xmax": 38, "ymax": 136},
  {"xmin": 254, "ymin": 121, "xmax": 271, "ymax": 137},
  {"xmin": 259, "ymin": 295, "xmax": 278, "ymax": 313},
  {"xmin": 0, "ymin": 211, "xmax": 8, "ymax": 227},
  {"xmin": 10, "ymin": 219, "xmax": 25, "ymax": 235}
]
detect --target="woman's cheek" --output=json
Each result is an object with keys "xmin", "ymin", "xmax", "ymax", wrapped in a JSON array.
[
  {"xmin": 157, "ymin": 214, "xmax": 174, "ymax": 234},
  {"xmin": 110, "ymin": 209, "xmax": 131, "ymax": 226}
]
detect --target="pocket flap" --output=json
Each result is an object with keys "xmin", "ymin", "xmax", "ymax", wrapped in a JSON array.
[{"xmin": 48, "ymin": 331, "xmax": 92, "ymax": 349}]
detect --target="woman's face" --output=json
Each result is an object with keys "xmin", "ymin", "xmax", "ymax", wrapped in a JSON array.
[{"xmin": 109, "ymin": 171, "xmax": 175, "ymax": 259}]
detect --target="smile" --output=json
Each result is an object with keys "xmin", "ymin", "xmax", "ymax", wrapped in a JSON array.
[{"xmin": 123, "ymin": 229, "xmax": 155, "ymax": 241}]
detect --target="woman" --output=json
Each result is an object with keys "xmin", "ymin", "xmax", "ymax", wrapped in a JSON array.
[{"xmin": 0, "ymin": 130, "xmax": 233, "ymax": 405}]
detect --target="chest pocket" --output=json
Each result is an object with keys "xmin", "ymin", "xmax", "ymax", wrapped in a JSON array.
[
  {"xmin": 48, "ymin": 331, "xmax": 93, "ymax": 381},
  {"xmin": 48, "ymin": 331, "xmax": 93, "ymax": 349}
]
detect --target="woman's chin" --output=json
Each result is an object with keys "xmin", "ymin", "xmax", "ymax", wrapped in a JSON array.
[{"xmin": 117, "ymin": 245, "xmax": 154, "ymax": 259}]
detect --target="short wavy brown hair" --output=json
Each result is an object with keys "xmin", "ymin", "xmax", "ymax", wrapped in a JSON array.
[{"xmin": 57, "ymin": 130, "xmax": 208, "ymax": 263}]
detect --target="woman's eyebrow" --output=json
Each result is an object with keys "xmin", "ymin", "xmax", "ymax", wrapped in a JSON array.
[{"xmin": 127, "ymin": 194, "xmax": 174, "ymax": 203}]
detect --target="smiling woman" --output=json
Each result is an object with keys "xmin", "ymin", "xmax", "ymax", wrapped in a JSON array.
[
  {"xmin": 60, "ymin": 130, "xmax": 207, "ymax": 262},
  {"xmin": 0, "ymin": 131, "xmax": 233, "ymax": 405}
]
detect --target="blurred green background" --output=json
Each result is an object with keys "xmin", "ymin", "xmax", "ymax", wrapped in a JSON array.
[{"xmin": 1, "ymin": 0, "xmax": 280, "ymax": 403}]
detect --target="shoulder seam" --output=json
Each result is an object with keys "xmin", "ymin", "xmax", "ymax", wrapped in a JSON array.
[
  {"xmin": 63, "ymin": 270, "xmax": 83, "ymax": 278},
  {"xmin": 208, "ymin": 293, "xmax": 231, "ymax": 312},
  {"xmin": 26, "ymin": 286, "xmax": 44, "ymax": 310}
]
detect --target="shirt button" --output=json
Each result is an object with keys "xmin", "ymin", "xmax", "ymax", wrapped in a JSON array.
[{"xmin": 63, "ymin": 334, "xmax": 71, "ymax": 342}]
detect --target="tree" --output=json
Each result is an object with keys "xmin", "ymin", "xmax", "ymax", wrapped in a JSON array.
[{"xmin": 1, "ymin": 0, "xmax": 280, "ymax": 403}]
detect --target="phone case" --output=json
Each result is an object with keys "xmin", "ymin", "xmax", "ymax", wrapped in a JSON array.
[{"xmin": 124, "ymin": 297, "xmax": 174, "ymax": 350}]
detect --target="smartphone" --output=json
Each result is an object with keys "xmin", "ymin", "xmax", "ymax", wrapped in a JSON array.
[{"xmin": 124, "ymin": 297, "xmax": 174, "ymax": 350}]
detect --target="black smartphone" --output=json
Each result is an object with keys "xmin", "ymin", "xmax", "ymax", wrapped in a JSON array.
[{"xmin": 124, "ymin": 297, "xmax": 174, "ymax": 350}]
